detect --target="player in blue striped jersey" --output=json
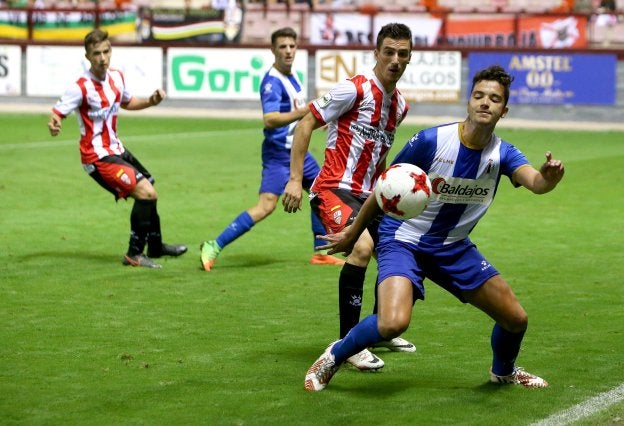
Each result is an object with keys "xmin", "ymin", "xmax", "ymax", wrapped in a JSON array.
[
  {"xmin": 304, "ymin": 65, "xmax": 565, "ymax": 391},
  {"xmin": 200, "ymin": 27, "xmax": 344, "ymax": 271}
]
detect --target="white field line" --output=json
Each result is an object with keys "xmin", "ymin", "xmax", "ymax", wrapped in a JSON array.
[{"xmin": 532, "ymin": 384, "xmax": 624, "ymax": 426}]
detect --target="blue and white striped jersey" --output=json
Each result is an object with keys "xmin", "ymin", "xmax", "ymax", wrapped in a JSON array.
[
  {"xmin": 260, "ymin": 66, "xmax": 306, "ymax": 151},
  {"xmin": 379, "ymin": 122, "xmax": 530, "ymax": 250}
]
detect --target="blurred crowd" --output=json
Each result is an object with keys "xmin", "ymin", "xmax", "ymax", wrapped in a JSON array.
[
  {"xmin": 0, "ymin": 0, "xmax": 620, "ymax": 15},
  {"xmin": 1, "ymin": 0, "xmax": 134, "ymax": 9}
]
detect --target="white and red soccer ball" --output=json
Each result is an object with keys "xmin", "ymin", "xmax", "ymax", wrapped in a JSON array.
[{"xmin": 374, "ymin": 163, "xmax": 432, "ymax": 220}]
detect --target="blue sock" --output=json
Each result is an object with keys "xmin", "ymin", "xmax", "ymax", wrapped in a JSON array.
[
  {"xmin": 491, "ymin": 323, "xmax": 525, "ymax": 376},
  {"xmin": 331, "ymin": 314, "xmax": 383, "ymax": 364},
  {"xmin": 311, "ymin": 210, "xmax": 327, "ymax": 250},
  {"xmin": 215, "ymin": 211, "xmax": 255, "ymax": 249}
]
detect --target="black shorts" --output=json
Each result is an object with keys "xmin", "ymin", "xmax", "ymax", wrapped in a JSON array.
[
  {"xmin": 85, "ymin": 150, "xmax": 154, "ymax": 200},
  {"xmin": 310, "ymin": 188, "xmax": 381, "ymax": 244}
]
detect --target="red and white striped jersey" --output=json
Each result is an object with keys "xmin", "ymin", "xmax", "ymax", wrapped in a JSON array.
[
  {"xmin": 309, "ymin": 71, "xmax": 409, "ymax": 196},
  {"xmin": 52, "ymin": 68, "xmax": 132, "ymax": 164}
]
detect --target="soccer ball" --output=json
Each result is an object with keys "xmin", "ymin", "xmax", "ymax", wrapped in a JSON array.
[{"xmin": 374, "ymin": 163, "xmax": 432, "ymax": 220}]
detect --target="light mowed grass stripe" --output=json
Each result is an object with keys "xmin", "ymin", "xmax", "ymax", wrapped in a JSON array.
[{"xmin": 0, "ymin": 129, "xmax": 258, "ymax": 150}]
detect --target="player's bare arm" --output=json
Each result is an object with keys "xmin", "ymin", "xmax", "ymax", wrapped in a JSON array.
[
  {"xmin": 122, "ymin": 89, "xmax": 166, "ymax": 111},
  {"xmin": 263, "ymin": 105, "xmax": 310, "ymax": 129},
  {"xmin": 47, "ymin": 112, "xmax": 63, "ymax": 136},
  {"xmin": 513, "ymin": 151, "xmax": 565, "ymax": 194},
  {"xmin": 282, "ymin": 112, "xmax": 317, "ymax": 213},
  {"xmin": 318, "ymin": 195, "xmax": 382, "ymax": 255}
]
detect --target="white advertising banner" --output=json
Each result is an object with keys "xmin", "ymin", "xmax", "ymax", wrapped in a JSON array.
[
  {"xmin": 0, "ymin": 45, "xmax": 22, "ymax": 96},
  {"xmin": 309, "ymin": 13, "xmax": 372, "ymax": 45},
  {"xmin": 26, "ymin": 46, "xmax": 163, "ymax": 97},
  {"xmin": 166, "ymin": 47, "xmax": 308, "ymax": 100},
  {"xmin": 374, "ymin": 14, "xmax": 443, "ymax": 47},
  {"xmin": 315, "ymin": 50, "xmax": 462, "ymax": 103},
  {"xmin": 309, "ymin": 13, "xmax": 442, "ymax": 47}
]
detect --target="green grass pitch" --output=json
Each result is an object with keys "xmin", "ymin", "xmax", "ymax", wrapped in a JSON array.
[{"xmin": 1, "ymin": 112, "xmax": 623, "ymax": 425}]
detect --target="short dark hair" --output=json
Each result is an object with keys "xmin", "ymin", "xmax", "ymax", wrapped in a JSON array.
[
  {"xmin": 376, "ymin": 23, "xmax": 412, "ymax": 50},
  {"xmin": 271, "ymin": 27, "xmax": 297, "ymax": 46},
  {"xmin": 471, "ymin": 65, "xmax": 515, "ymax": 106},
  {"xmin": 84, "ymin": 29, "xmax": 109, "ymax": 53}
]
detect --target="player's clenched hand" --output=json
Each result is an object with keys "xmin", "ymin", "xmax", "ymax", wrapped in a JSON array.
[
  {"xmin": 540, "ymin": 151, "xmax": 565, "ymax": 184},
  {"xmin": 47, "ymin": 114, "xmax": 62, "ymax": 136},
  {"xmin": 282, "ymin": 179, "xmax": 302, "ymax": 213},
  {"xmin": 149, "ymin": 89, "xmax": 166, "ymax": 106}
]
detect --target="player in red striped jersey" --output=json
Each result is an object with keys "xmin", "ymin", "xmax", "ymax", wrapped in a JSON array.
[
  {"xmin": 47, "ymin": 29, "xmax": 186, "ymax": 269},
  {"xmin": 283, "ymin": 23, "xmax": 416, "ymax": 370}
]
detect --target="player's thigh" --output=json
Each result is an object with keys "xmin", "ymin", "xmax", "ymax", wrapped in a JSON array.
[
  {"xmin": 90, "ymin": 157, "xmax": 146, "ymax": 200},
  {"xmin": 347, "ymin": 230, "xmax": 374, "ymax": 266},
  {"xmin": 377, "ymin": 275, "xmax": 415, "ymax": 336},
  {"xmin": 464, "ymin": 275, "xmax": 527, "ymax": 332}
]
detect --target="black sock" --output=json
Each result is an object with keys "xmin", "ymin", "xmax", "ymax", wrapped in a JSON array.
[
  {"xmin": 147, "ymin": 201, "xmax": 163, "ymax": 255},
  {"xmin": 128, "ymin": 199, "xmax": 155, "ymax": 256},
  {"xmin": 338, "ymin": 263, "xmax": 367, "ymax": 339}
]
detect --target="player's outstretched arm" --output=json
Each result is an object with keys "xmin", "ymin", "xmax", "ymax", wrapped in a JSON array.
[
  {"xmin": 47, "ymin": 112, "xmax": 63, "ymax": 137},
  {"xmin": 283, "ymin": 112, "xmax": 317, "ymax": 213},
  {"xmin": 514, "ymin": 151, "xmax": 565, "ymax": 194},
  {"xmin": 123, "ymin": 89, "xmax": 166, "ymax": 111}
]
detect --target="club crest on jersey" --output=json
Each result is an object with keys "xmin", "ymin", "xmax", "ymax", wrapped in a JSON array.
[
  {"xmin": 316, "ymin": 92, "xmax": 332, "ymax": 108},
  {"xmin": 116, "ymin": 168, "xmax": 131, "ymax": 186},
  {"xmin": 332, "ymin": 210, "xmax": 342, "ymax": 225},
  {"xmin": 263, "ymin": 82, "xmax": 273, "ymax": 94}
]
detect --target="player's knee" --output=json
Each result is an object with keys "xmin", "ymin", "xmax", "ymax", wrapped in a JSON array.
[
  {"xmin": 262, "ymin": 203, "xmax": 276, "ymax": 216},
  {"xmin": 133, "ymin": 179, "xmax": 158, "ymax": 200},
  {"xmin": 349, "ymin": 241, "xmax": 373, "ymax": 264},
  {"xmin": 248, "ymin": 202, "xmax": 276, "ymax": 222},
  {"xmin": 378, "ymin": 315, "xmax": 410, "ymax": 338},
  {"xmin": 258, "ymin": 203, "xmax": 276, "ymax": 218},
  {"xmin": 503, "ymin": 311, "xmax": 528, "ymax": 333},
  {"xmin": 143, "ymin": 188, "xmax": 158, "ymax": 200}
]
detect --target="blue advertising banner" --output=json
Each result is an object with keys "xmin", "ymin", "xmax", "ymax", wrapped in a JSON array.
[{"xmin": 468, "ymin": 52, "xmax": 616, "ymax": 105}]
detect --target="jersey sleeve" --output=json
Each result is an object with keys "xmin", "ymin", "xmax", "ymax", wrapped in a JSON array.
[
  {"xmin": 500, "ymin": 141, "xmax": 530, "ymax": 186},
  {"xmin": 309, "ymin": 79, "xmax": 357, "ymax": 125},
  {"xmin": 52, "ymin": 82, "xmax": 83, "ymax": 118},
  {"xmin": 260, "ymin": 75, "xmax": 283, "ymax": 115}
]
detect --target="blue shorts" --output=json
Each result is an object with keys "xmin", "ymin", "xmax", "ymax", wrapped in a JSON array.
[
  {"xmin": 260, "ymin": 145, "xmax": 320, "ymax": 195},
  {"xmin": 376, "ymin": 239, "xmax": 499, "ymax": 303}
]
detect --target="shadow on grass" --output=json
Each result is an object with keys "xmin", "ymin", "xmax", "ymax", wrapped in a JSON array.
[
  {"xmin": 15, "ymin": 251, "xmax": 282, "ymax": 269},
  {"xmin": 196, "ymin": 253, "xmax": 285, "ymax": 271},
  {"xmin": 315, "ymin": 371, "xmax": 513, "ymax": 398},
  {"xmin": 16, "ymin": 251, "xmax": 118, "ymax": 263}
]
